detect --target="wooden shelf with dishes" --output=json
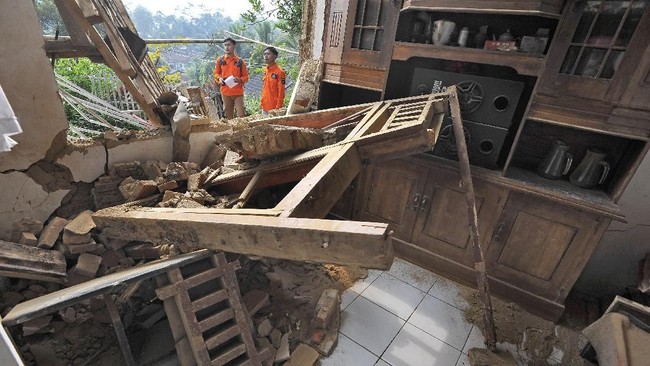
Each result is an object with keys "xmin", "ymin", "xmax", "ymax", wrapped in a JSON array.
[
  {"xmin": 402, "ymin": 0, "xmax": 566, "ymax": 18},
  {"xmin": 392, "ymin": 41, "xmax": 545, "ymax": 76}
]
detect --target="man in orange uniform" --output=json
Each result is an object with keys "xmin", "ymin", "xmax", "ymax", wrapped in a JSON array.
[
  {"xmin": 213, "ymin": 37, "xmax": 249, "ymax": 119},
  {"xmin": 260, "ymin": 47, "xmax": 286, "ymax": 115}
]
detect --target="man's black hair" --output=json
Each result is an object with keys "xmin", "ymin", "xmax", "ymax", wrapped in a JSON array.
[
  {"xmin": 223, "ymin": 37, "xmax": 237, "ymax": 45},
  {"xmin": 264, "ymin": 46, "xmax": 279, "ymax": 56}
]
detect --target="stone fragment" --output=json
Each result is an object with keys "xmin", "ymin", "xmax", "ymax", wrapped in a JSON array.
[
  {"xmin": 38, "ymin": 217, "xmax": 69, "ymax": 249},
  {"xmin": 257, "ymin": 318, "xmax": 273, "ymax": 338},
  {"xmin": 110, "ymin": 161, "xmax": 145, "ymax": 179},
  {"xmin": 119, "ymin": 178, "xmax": 158, "ymax": 202},
  {"xmin": 284, "ymin": 343, "xmax": 320, "ymax": 366},
  {"xmin": 11, "ymin": 218, "xmax": 44, "ymax": 242},
  {"xmin": 63, "ymin": 241, "xmax": 101, "ymax": 255},
  {"xmin": 163, "ymin": 162, "xmax": 189, "ymax": 181},
  {"xmin": 22, "ymin": 316, "xmax": 52, "ymax": 336},
  {"xmin": 270, "ymin": 328, "xmax": 282, "ymax": 349},
  {"xmin": 244, "ymin": 290, "xmax": 270, "ymax": 316},
  {"xmin": 274, "ymin": 333, "xmax": 290, "ymax": 363},
  {"xmin": 64, "ymin": 210, "xmax": 96, "ymax": 236},
  {"xmin": 19, "ymin": 232, "xmax": 38, "ymax": 246},
  {"xmin": 142, "ymin": 160, "xmax": 165, "ymax": 180},
  {"xmin": 62, "ymin": 231, "xmax": 92, "ymax": 246}
]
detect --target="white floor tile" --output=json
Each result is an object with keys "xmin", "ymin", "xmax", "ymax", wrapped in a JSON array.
[
  {"xmin": 340, "ymin": 296, "xmax": 405, "ymax": 356},
  {"xmin": 387, "ymin": 258, "xmax": 438, "ymax": 292},
  {"xmin": 360, "ymin": 272, "xmax": 426, "ymax": 320},
  {"xmin": 408, "ymin": 295, "xmax": 473, "ymax": 351},
  {"xmin": 456, "ymin": 352, "xmax": 470, "ymax": 366},
  {"xmin": 428, "ymin": 276, "xmax": 470, "ymax": 310},
  {"xmin": 341, "ymin": 288, "xmax": 359, "ymax": 311},
  {"xmin": 375, "ymin": 359, "xmax": 392, "ymax": 366},
  {"xmin": 462, "ymin": 326, "xmax": 486, "ymax": 354},
  {"xmin": 349, "ymin": 269, "xmax": 382, "ymax": 295},
  {"xmin": 320, "ymin": 333, "xmax": 378, "ymax": 366},
  {"xmin": 383, "ymin": 323, "xmax": 461, "ymax": 366}
]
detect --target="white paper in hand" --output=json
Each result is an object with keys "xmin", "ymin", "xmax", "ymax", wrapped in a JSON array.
[{"xmin": 224, "ymin": 76, "xmax": 238, "ymax": 89}]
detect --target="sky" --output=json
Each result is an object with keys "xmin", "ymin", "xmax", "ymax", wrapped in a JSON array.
[{"xmin": 122, "ymin": 0, "xmax": 272, "ymax": 20}]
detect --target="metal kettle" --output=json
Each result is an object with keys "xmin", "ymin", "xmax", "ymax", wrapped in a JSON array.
[
  {"xmin": 570, "ymin": 148, "xmax": 610, "ymax": 188},
  {"xmin": 537, "ymin": 139, "xmax": 573, "ymax": 180}
]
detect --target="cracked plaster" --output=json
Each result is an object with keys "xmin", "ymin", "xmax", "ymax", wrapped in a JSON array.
[
  {"xmin": 0, "ymin": 171, "xmax": 69, "ymax": 241},
  {"xmin": 57, "ymin": 143, "xmax": 107, "ymax": 183}
]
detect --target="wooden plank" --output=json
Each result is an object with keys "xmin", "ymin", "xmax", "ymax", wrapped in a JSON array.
[
  {"xmin": 92, "ymin": 210, "xmax": 393, "ymax": 269},
  {"xmin": 198, "ymin": 309, "xmax": 235, "ymax": 333},
  {"xmin": 211, "ymin": 344, "xmax": 247, "ymax": 366},
  {"xmin": 276, "ymin": 143, "xmax": 362, "ymax": 219},
  {"xmin": 234, "ymin": 171, "xmax": 263, "ymax": 209},
  {"xmin": 205, "ymin": 324, "xmax": 240, "ymax": 350},
  {"xmin": 0, "ymin": 240, "xmax": 67, "ymax": 280},
  {"xmin": 104, "ymin": 294, "xmax": 136, "ymax": 366},
  {"xmin": 191, "ymin": 290, "xmax": 229, "ymax": 313},
  {"xmin": 2, "ymin": 250, "xmax": 211, "ymax": 326},
  {"xmin": 640, "ymin": 253, "xmax": 650, "ymax": 294}
]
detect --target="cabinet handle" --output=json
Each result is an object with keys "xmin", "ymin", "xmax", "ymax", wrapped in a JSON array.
[
  {"xmin": 493, "ymin": 222, "xmax": 506, "ymax": 241},
  {"xmin": 419, "ymin": 195, "xmax": 429, "ymax": 213},
  {"xmin": 411, "ymin": 194, "xmax": 421, "ymax": 211}
]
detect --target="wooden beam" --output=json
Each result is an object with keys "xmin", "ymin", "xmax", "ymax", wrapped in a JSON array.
[
  {"xmin": 92, "ymin": 209, "xmax": 393, "ymax": 269},
  {"xmin": 0, "ymin": 240, "xmax": 67, "ymax": 282},
  {"xmin": 276, "ymin": 143, "xmax": 362, "ymax": 218},
  {"xmin": 104, "ymin": 295, "xmax": 136, "ymax": 366},
  {"xmin": 2, "ymin": 250, "xmax": 211, "ymax": 326},
  {"xmin": 234, "ymin": 171, "xmax": 263, "ymax": 209}
]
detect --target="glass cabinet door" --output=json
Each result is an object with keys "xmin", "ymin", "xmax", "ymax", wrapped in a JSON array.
[
  {"xmin": 539, "ymin": 0, "xmax": 650, "ymax": 101},
  {"xmin": 559, "ymin": 1, "xmax": 648, "ymax": 79}
]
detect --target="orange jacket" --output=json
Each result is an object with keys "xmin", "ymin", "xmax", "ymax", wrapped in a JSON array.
[
  {"xmin": 213, "ymin": 54, "xmax": 249, "ymax": 97},
  {"xmin": 261, "ymin": 63, "xmax": 286, "ymax": 112}
]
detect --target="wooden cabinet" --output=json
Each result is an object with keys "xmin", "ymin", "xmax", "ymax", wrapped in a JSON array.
[
  {"xmin": 354, "ymin": 159, "xmax": 426, "ymax": 240},
  {"xmin": 410, "ymin": 167, "xmax": 506, "ymax": 267},
  {"xmin": 532, "ymin": 0, "xmax": 650, "ymax": 137},
  {"xmin": 353, "ymin": 156, "xmax": 610, "ymax": 320},
  {"xmin": 323, "ymin": 0, "xmax": 401, "ymax": 91},
  {"xmin": 486, "ymin": 192, "xmax": 603, "ymax": 301}
]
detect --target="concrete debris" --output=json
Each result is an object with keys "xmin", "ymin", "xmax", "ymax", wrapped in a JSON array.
[
  {"xmin": 312, "ymin": 288, "xmax": 340, "ymax": 330},
  {"xmin": 119, "ymin": 177, "xmax": 158, "ymax": 202},
  {"xmin": 157, "ymin": 179, "xmax": 178, "ymax": 193},
  {"xmin": 217, "ymin": 124, "xmax": 323, "ymax": 160},
  {"xmin": 142, "ymin": 160, "xmax": 166, "ymax": 180},
  {"xmin": 243, "ymin": 289, "xmax": 270, "ymax": 316},
  {"xmin": 92, "ymin": 175, "xmax": 126, "ymax": 209},
  {"xmin": 270, "ymin": 328, "xmax": 282, "ymax": 349},
  {"xmin": 70, "ymin": 253, "xmax": 102, "ymax": 278},
  {"xmin": 110, "ymin": 161, "xmax": 146, "ymax": 179},
  {"xmin": 162, "ymin": 162, "xmax": 189, "ymax": 181},
  {"xmin": 187, "ymin": 172, "xmax": 207, "ymax": 192},
  {"xmin": 22, "ymin": 316, "xmax": 52, "ymax": 336},
  {"xmin": 202, "ymin": 143, "xmax": 227, "ymax": 169},
  {"xmin": 63, "ymin": 210, "xmax": 95, "ymax": 238}
]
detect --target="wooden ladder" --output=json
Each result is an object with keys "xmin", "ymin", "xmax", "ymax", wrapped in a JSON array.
[{"xmin": 156, "ymin": 252, "xmax": 270, "ymax": 366}]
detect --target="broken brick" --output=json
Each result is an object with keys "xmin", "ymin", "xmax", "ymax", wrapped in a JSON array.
[
  {"xmin": 270, "ymin": 328, "xmax": 282, "ymax": 349},
  {"xmin": 244, "ymin": 289, "xmax": 270, "ymax": 316},
  {"xmin": 312, "ymin": 288, "xmax": 340, "ymax": 330},
  {"xmin": 64, "ymin": 210, "xmax": 96, "ymax": 237},
  {"xmin": 142, "ymin": 160, "xmax": 165, "ymax": 180},
  {"xmin": 38, "ymin": 217, "xmax": 69, "ymax": 249},
  {"xmin": 62, "ymin": 231, "xmax": 92, "ymax": 246},
  {"xmin": 63, "ymin": 241, "xmax": 102, "ymax": 255},
  {"xmin": 110, "ymin": 161, "xmax": 145, "ymax": 179},
  {"xmin": 71, "ymin": 253, "xmax": 102, "ymax": 278},
  {"xmin": 274, "ymin": 333, "xmax": 290, "ymax": 363},
  {"xmin": 19, "ymin": 232, "xmax": 38, "ymax": 246},
  {"xmin": 187, "ymin": 172, "xmax": 207, "ymax": 192},
  {"xmin": 120, "ymin": 178, "xmax": 158, "ymax": 201},
  {"xmin": 11, "ymin": 218, "xmax": 44, "ymax": 242},
  {"xmin": 257, "ymin": 319, "xmax": 273, "ymax": 338},
  {"xmin": 163, "ymin": 162, "xmax": 189, "ymax": 181},
  {"xmin": 157, "ymin": 180, "xmax": 178, "ymax": 193},
  {"xmin": 284, "ymin": 343, "xmax": 320, "ymax": 366}
]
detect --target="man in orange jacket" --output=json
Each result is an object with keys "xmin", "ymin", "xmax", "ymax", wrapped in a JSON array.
[
  {"xmin": 260, "ymin": 47, "xmax": 286, "ymax": 115},
  {"xmin": 213, "ymin": 37, "xmax": 249, "ymax": 119}
]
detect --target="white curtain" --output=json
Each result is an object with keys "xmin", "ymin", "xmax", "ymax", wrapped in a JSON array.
[{"xmin": 0, "ymin": 84, "xmax": 22, "ymax": 152}]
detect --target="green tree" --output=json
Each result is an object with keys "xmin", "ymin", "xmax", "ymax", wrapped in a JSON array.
[
  {"xmin": 242, "ymin": 0, "xmax": 303, "ymax": 37},
  {"xmin": 34, "ymin": 0, "xmax": 67, "ymax": 35}
]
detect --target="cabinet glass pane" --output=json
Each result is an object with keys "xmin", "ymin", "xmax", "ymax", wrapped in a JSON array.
[
  {"xmin": 575, "ymin": 47, "xmax": 607, "ymax": 76},
  {"xmin": 600, "ymin": 50, "xmax": 625, "ymax": 78},
  {"xmin": 374, "ymin": 29, "xmax": 384, "ymax": 51},
  {"xmin": 588, "ymin": 1, "xmax": 629, "ymax": 45},
  {"xmin": 363, "ymin": 0, "xmax": 381, "ymax": 26},
  {"xmin": 616, "ymin": 0, "xmax": 649, "ymax": 46},
  {"xmin": 560, "ymin": 46, "xmax": 581, "ymax": 74},
  {"xmin": 355, "ymin": 0, "xmax": 366, "ymax": 25},
  {"xmin": 361, "ymin": 29, "xmax": 375, "ymax": 50},
  {"xmin": 352, "ymin": 28, "xmax": 361, "ymax": 48},
  {"xmin": 572, "ymin": 1, "xmax": 601, "ymax": 43}
]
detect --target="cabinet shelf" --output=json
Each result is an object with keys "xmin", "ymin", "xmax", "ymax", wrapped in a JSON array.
[
  {"xmin": 402, "ymin": 0, "xmax": 565, "ymax": 18},
  {"xmin": 392, "ymin": 42, "xmax": 545, "ymax": 76}
]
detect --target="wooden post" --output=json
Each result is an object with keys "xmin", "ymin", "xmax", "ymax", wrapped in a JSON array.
[
  {"xmin": 447, "ymin": 85, "xmax": 497, "ymax": 351},
  {"xmin": 104, "ymin": 294, "xmax": 137, "ymax": 366}
]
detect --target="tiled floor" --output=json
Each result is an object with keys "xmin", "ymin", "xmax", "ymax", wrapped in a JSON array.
[{"xmin": 322, "ymin": 258, "xmax": 487, "ymax": 366}]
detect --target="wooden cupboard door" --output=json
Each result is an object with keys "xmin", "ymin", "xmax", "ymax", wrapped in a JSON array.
[
  {"xmin": 354, "ymin": 159, "xmax": 425, "ymax": 242},
  {"xmin": 538, "ymin": 0, "xmax": 650, "ymax": 103},
  {"xmin": 329, "ymin": 176, "xmax": 358, "ymax": 220},
  {"xmin": 324, "ymin": 0, "xmax": 353, "ymax": 65},
  {"xmin": 486, "ymin": 192, "xmax": 601, "ymax": 300},
  {"xmin": 342, "ymin": 0, "xmax": 401, "ymax": 70},
  {"xmin": 410, "ymin": 168, "xmax": 506, "ymax": 267}
]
